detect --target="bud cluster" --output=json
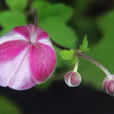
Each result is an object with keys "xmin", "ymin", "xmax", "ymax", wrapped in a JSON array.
[{"xmin": 64, "ymin": 50, "xmax": 114, "ymax": 96}]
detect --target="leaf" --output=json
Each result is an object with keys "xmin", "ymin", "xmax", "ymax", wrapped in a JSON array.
[
  {"xmin": 32, "ymin": 1, "xmax": 73, "ymax": 23},
  {"xmin": 39, "ymin": 17, "xmax": 77, "ymax": 49},
  {"xmin": 0, "ymin": 95, "xmax": 21, "ymax": 114},
  {"xmin": 79, "ymin": 35, "xmax": 89, "ymax": 52},
  {"xmin": 59, "ymin": 49, "xmax": 75, "ymax": 60},
  {"xmin": 5, "ymin": 0, "xmax": 27, "ymax": 11},
  {"xmin": 80, "ymin": 11, "xmax": 114, "ymax": 90},
  {"xmin": 54, "ymin": 46, "xmax": 64, "ymax": 68},
  {"xmin": 0, "ymin": 11, "xmax": 26, "ymax": 35}
]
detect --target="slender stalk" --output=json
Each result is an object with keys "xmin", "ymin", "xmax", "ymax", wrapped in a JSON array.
[
  {"xmin": 73, "ymin": 57, "xmax": 79, "ymax": 72},
  {"xmin": 51, "ymin": 40, "xmax": 70, "ymax": 50},
  {"xmin": 50, "ymin": 39, "xmax": 112, "ymax": 79},
  {"xmin": 25, "ymin": 0, "xmax": 33, "ymax": 11},
  {"xmin": 76, "ymin": 51, "xmax": 112, "ymax": 79},
  {"xmin": 30, "ymin": 8, "xmax": 38, "ymax": 43},
  {"xmin": 33, "ymin": 8, "xmax": 38, "ymax": 31}
]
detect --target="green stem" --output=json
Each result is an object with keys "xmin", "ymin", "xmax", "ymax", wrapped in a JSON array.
[
  {"xmin": 73, "ymin": 57, "xmax": 79, "ymax": 72},
  {"xmin": 76, "ymin": 51, "xmax": 112, "ymax": 79}
]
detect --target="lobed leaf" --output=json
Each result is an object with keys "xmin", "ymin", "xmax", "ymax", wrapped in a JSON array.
[
  {"xmin": 0, "ymin": 11, "xmax": 26, "ymax": 35},
  {"xmin": 39, "ymin": 17, "xmax": 77, "ymax": 49},
  {"xmin": 5, "ymin": 0, "xmax": 27, "ymax": 11}
]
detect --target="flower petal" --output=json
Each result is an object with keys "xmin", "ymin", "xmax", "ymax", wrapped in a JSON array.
[
  {"xmin": 36, "ymin": 28, "xmax": 48, "ymax": 40},
  {"xmin": 13, "ymin": 25, "xmax": 31, "ymax": 40},
  {"xmin": 29, "ymin": 43, "xmax": 56, "ymax": 83},
  {"xmin": 0, "ymin": 47, "xmax": 36, "ymax": 90},
  {"xmin": 0, "ymin": 40, "xmax": 29, "ymax": 62},
  {"xmin": 38, "ymin": 38, "xmax": 53, "ymax": 48},
  {"xmin": 0, "ymin": 31, "xmax": 27, "ymax": 45}
]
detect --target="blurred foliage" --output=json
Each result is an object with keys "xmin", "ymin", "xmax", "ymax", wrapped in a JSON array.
[
  {"xmin": 0, "ymin": 95, "xmax": 21, "ymax": 114},
  {"xmin": 0, "ymin": 0, "xmax": 114, "ymax": 112},
  {"xmin": 0, "ymin": 11, "xmax": 26, "ymax": 35},
  {"xmin": 5, "ymin": 0, "xmax": 27, "ymax": 11},
  {"xmin": 80, "ymin": 11, "xmax": 114, "ymax": 90}
]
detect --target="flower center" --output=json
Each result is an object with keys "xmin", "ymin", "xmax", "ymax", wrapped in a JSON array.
[{"xmin": 30, "ymin": 32, "xmax": 37, "ymax": 44}]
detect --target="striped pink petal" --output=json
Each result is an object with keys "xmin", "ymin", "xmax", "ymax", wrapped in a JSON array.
[
  {"xmin": 0, "ymin": 40, "xmax": 28, "ymax": 62},
  {"xmin": 29, "ymin": 43, "xmax": 56, "ymax": 83},
  {"xmin": 13, "ymin": 26, "xmax": 31, "ymax": 40},
  {"xmin": 0, "ymin": 47, "xmax": 36, "ymax": 90}
]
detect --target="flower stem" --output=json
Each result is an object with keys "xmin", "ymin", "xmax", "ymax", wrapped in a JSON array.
[
  {"xmin": 33, "ymin": 8, "xmax": 38, "ymax": 31},
  {"xmin": 76, "ymin": 50, "xmax": 112, "ymax": 79},
  {"xmin": 73, "ymin": 57, "xmax": 79, "ymax": 72},
  {"xmin": 51, "ymin": 40, "xmax": 70, "ymax": 50},
  {"xmin": 25, "ymin": 0, "xmax": 32, "ymax": 11},
  {"xmin": 50, "ymin": 38, "xmax": 112, "ymax": 79}
]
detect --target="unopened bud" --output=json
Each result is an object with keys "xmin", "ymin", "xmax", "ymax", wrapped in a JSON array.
[
  {"xmin": 64, "ymin": 71, "xmax": 81, "ymax": 87},
  {"xmin": 103, "ymin": 77, "xmax": 114, "ymax": 96}
]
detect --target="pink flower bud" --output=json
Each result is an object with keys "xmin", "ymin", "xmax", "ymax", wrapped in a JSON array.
[
  {"xmin": 103, "ymin": 77, "xmax": 114, "ymax": 96},
  {"xmin": 0, "ymin": 25, "xmax": 56, "ymax": 90},
  {"xmin": 64, "ymin": 71, "xmax": 81, "ymax": 87}
]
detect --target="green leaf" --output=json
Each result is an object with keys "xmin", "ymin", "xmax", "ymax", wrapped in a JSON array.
[
  {"xmin": 54, "ymin": 46, "xmax": 64, "ymax": 68},
  {"xmin": 32, "ymin": 1, "xmax": 73, "ymax": 23},
  {"xmin": 80, "ymin": 11, "xmax": 114, "ymax": 90},
  {"xmin": 0, "ymin": 11, "xmax": 26, "ymax": 35},
  {"xmin": 39, "ymin": 18, "xmax": 77, "ymax": 49},
  {"xmin": 59, "ymin": 49, "xmax": 75, "ymax": 60},
  {"xmin": 79, "ymin": 35, "xmax": 89, "ymax": 52},
  {"xmin": 0, "ymin": 95, "xmax": 21, "ymax": 114},
  {"xmin": 5, "ymin": 0, "xmax": 27, "ymax": 11}
]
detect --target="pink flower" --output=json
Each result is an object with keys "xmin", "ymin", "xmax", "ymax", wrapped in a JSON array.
[
  {"xmin": 64, "ymin": 71, "xmax": 81, "ymax": 87},
  {"xmin": 0, "ymin": 25, "xmax": 56, "ymax": 90}
]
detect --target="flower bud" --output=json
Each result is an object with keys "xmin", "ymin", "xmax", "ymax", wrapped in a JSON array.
[
  {"xmin": 64, "ymin": 71, "xmax": 81, "ymax": 87},
  {"xmin": 0, "ymin": 25, "xmax": 56, "ymax": 90},
  {"xmin": 103, "ymin": 77, "xmax": 114, "ymax": 96}
]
